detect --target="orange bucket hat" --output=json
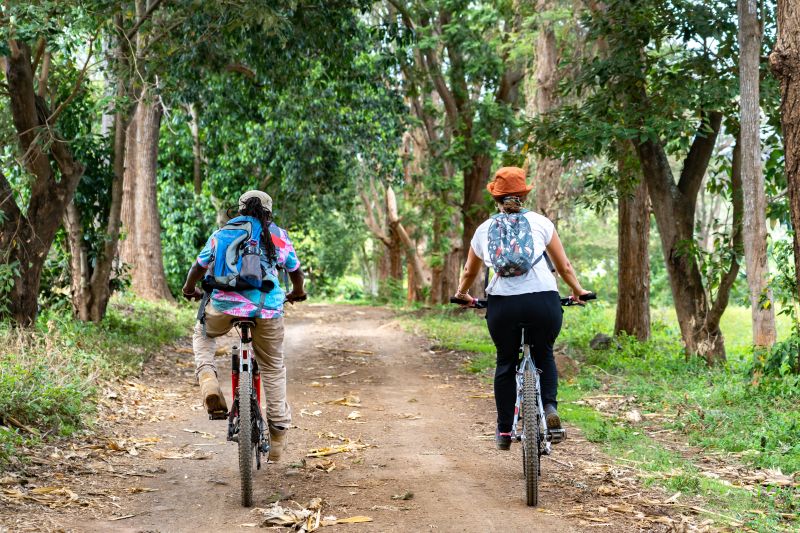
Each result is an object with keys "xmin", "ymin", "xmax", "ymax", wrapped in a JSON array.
[{"xmin": 486, "ymin": 167, "xmax": 533, "ymax": 197}]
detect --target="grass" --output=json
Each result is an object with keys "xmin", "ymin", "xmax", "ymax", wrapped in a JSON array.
[
  {"xmin": 401, "ymin": 303, "xmax": 799, "ymax": 531},
  {"xmin": 0, "ymin": 293, "xmax": 194, "ymax": 467}
]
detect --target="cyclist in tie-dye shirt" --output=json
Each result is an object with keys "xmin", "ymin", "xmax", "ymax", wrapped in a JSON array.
[{"xmin": 182, "ymin": 190, "xmax": 306, "ymax": 462}]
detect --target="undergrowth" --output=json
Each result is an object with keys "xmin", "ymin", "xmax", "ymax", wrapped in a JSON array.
[
  {"xmin": 402, "ymin": 303, "xmax": 799, "ymax": 531},
  {"xmin": 0, "ymin": 294, "xmax": 194, "ymax": 467}
]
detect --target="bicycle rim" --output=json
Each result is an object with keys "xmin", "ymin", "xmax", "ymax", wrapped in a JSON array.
[
  {"xmin": 522, "ymin": 367, "xmax": 540, "ymax": 507},
  {"xmin": 238, "ymin": 370, "xmax": 254, "ymax": 507}
]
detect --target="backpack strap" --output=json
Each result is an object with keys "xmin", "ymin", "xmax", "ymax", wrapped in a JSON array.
[
  {"xmin": 196, "ymin": 290, "xmax": 211, "ymax": 336},
  {"xmin": 543, "ymin": 251, "xmax": 556, "ymax": 273},
  {"xmin": 255, "ymin": 290, "xmax": 268, "ymax": 318}
]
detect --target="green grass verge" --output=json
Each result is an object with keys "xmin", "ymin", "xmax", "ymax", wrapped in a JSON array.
[
  {"xmin": 400, "ymin": 304, "xmax": 799, "ymax": 531},
  {"xmin": 0, "ymin": 294, "xmax": 194, "ymax": 467}
]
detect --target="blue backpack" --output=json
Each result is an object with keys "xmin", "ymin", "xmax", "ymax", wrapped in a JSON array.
[
  {"xmin": 202, "ymin": 216, "xmax": 274, "ymax": 292},
  {"xmin": 487, "ymin": 210, "xmax": 545, "ymax": 277}
]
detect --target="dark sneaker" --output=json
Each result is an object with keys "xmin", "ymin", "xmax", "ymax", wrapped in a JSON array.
[
  {"xmin": 544, "ymin": 404, "xmax": 561, "ymax": 430},
  {"xmin": 496, "ymin": 430, "xmax": 512, "ymax": 451}
]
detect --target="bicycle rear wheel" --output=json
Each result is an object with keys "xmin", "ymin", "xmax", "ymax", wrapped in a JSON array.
[
  {"xmin": 522, "ymin": 367, "xmax": 540, "ymax": 506},
  {"xmin": 238, "ymin": 370, "xmax": 254, "ymax": 507}
]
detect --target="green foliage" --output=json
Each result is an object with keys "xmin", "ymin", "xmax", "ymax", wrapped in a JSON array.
[
  {"xmin": 0, "ymin": 295, "xmax": 194, "ymax": 467},
  {"xmin": 751, "ymin": 335, "xmax": 800, "ymax": 378}
]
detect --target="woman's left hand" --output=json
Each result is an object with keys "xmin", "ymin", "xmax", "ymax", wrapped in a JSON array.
[{"xmin": 571, "ymin": 288, "xmax": 592, "ymax": 305}]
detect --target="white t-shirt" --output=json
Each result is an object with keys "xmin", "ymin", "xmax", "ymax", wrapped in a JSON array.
[{"xmin": 470, "ymin": 210, "xmax": 558, "ymax": 296}]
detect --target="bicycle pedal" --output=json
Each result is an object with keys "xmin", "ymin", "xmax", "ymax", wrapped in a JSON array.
[
  {"xmin": 549, "ymin": 429, "xmax": 567, "ymax": 443},
  {"xmin": 209, "ymin": 410, "xmax": 228, "ymax": 421}
]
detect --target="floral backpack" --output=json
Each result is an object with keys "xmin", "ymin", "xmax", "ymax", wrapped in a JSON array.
[{"xmin": 487, "ymin": 209, "xmax": 546, "ymax": 277}]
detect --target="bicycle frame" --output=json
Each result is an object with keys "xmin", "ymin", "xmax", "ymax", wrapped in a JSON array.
[
  {"xmin": 510, "ymin": 328, "xmax": 565, "ymax": 457},
  {"xmin": 226, "ymin": 322, "xmax": 269, "ymax": 467}
]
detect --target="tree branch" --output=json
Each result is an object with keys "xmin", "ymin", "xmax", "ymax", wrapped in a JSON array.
[
  {"xmin": 47, "ymin": 31, "xmax": 98, "ymax": 125},
  {"xmin": 709, "ymin": 134, "xmax": 743, "ymax": 325},
  {"xmin": 387, "ymin": 0, "xmax": 415, "ymax": 30},
  {"xmin": 677, "ymin": 111, "xmax": 723, "ymax": 202},
  {"xmin": 126, "ymin": 0, "xmax": 166, "ymax": 41}
]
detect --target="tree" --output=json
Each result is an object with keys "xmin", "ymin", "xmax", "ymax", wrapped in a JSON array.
[
  {"xmin": 385, "ymin": 0, "xmax": 526, "ymax": 285},
  {"xmin": 1, "ymin": 33, "xmax": 87, "ymax": 324},
  {"xmin": 528, "ymin": 0, "xmax": 567, "ymax": 224},
  {"xmin": 738, "ymin": 0, "xmax": 777, "ymax": 348},
  {"xmin": 532, "ymin": 0, "xmax": 743, "ymax": 362},
  {"xmin": 770, "ymin": 0, "xmax": 800, "ymax": 309},
  {"xmin": 614, "ymin": 144, "xmax": 651, "ymax": 340}
]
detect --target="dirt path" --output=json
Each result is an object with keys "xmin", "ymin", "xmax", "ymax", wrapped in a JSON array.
[{"xmin": 1, "ymin": 305, "xmax": 684, "ymax": 532}]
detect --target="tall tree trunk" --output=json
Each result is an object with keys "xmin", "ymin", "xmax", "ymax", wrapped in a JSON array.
[
  {"xmin": 615, "ymin": 147, "xmax": 651, "ymax": 340},
  {"xmin": 770, "ymin": 0, "xmax": 800, "ymax": 312},
  {"xmin": 87, "ymin": 91, "xmax": 127, "ymax": 321},
  {"xmin": 531, "ymin": 0, "xmax": 565, "ymax": 224},
  {"xmin": 128, "ymin": 97, "xmax": 172, "ymax": 300},
  {"xmin": 462, "ymin": 155, "xmax": 492, "ymax": 296},
  {"xmin": 739, "ymin": 0, "xmax": 777, "ymax": 347},
  {"xmin": 120, "ymin": 108, "xmax": 139, "ymax": 267},
  {"xmin": 64, "ymin": 201, "xmax": 91, "ymax": 321}
]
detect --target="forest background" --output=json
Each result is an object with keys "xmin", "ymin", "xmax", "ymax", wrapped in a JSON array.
[{"xmin": 1, "ymin": 1, "xmax": 799, "ymax": 529}]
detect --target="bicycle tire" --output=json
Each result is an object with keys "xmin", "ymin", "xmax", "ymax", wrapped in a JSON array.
[
  {"xmin": 522, "ymin": 367, "xmax": 539, "ymax": 506},
  {"xmin": 238, "ymin": 370, "xmax": 254, "ymax": 507}
]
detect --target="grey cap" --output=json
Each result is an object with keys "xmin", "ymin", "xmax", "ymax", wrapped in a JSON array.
[{"xmin": 239, "ymin": 190, "xmax": 272, "ymax": 212}]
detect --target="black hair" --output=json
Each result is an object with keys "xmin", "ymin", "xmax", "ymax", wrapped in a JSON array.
[
  {"xmin": 496, "ymin": 195, "xmax": 523, "ymax": 214},
  {"xmin": 239, "ymin": 197, "xmax": 278, "ymax": 265}
]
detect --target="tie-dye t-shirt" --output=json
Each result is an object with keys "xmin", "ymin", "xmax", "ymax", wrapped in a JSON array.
[{"xmin": 196, "ymin": 223, "xmax": 300, "ymax": 319}]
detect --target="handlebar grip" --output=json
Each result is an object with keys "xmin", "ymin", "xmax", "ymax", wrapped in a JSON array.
[
  {"xmin": 561, "ymin": 292, "xmax": 598, "ymax": 306},
  {"xmin": 449, "ymin": 297, "xmax": 487, "ymax": 309}
]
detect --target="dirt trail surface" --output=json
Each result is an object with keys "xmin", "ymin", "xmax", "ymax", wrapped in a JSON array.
[{"xmin": 1, "ymin": 305, "xmax": 687, "ymax": 532}]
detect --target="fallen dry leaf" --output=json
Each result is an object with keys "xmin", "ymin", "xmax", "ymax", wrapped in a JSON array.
[
  {"xmin": 347, "ymin": 411, "xmax": 362, "ymax": 420},
  {"xmin": 327, "ymin": 395, "xmax": 362, "ymax": 407}
]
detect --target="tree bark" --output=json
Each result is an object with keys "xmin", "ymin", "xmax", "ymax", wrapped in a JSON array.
[
  {"xmin": 614, "ymin": 146, "xmax": 651, "ymax": 341},
  {"xmin": 739, "ymin": 0, "xmax": 777, "ymax": 347},
  {"xmin": 120, "ymin": 107, "xmax": 139, "ymax": 267},
  {"xmin": 128, "ymin": 96, "xmax": 173, "ymax": 300},
  {"xmin": 770, "ymin": 0, "xmax": 800, "ymax": 313},
  {"xmin": 531, "ymin": 0, "xmax": 565, "ymax": 224}
]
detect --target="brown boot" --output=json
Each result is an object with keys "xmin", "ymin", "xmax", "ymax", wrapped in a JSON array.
[
  {"xmin": 268, "ymin": 424, "xmax": 288, "ymax": 462},
  {"xmin": 198, "ymin": 369, "xmax": 227, "ymax": 417}
]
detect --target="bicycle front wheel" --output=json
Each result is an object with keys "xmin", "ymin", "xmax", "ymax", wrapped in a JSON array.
[
  {"xmin": 238, "ymin": 370, "xmax": 254, "ymax": 507},
  {"xmin": 522, "ymin": 367, "xmax": 540, "ymax": 506}
]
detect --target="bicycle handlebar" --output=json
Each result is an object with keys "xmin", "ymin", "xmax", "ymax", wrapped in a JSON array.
[
  {"xmin": 449, "ymin": 297, "xmax": 488, "ymax": 309},
  {"xmin": 450, "ymin": 292, "xmax": 597, "ymax": 309}
]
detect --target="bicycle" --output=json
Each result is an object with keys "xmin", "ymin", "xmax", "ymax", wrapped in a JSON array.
[
  {"xmin": 450, "ymin": 292, "xmax": 596, "ymax": 506},
  {"xmin": 215, "ymin": 295, "xmax": 307, "ymax": 508}
]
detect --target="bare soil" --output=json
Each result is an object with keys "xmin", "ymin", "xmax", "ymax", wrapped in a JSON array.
[{"xmin": 0, "ymin": 304, "xmax": 689, "ymax": 532}]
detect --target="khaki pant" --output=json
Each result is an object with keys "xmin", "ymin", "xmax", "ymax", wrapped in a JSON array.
[{"xmin": 193, "ymin": 304, "xmax": 291, "ymax": 427}]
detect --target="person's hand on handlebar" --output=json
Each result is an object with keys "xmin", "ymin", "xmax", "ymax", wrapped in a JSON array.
[
  {"xmin": 570, "ymin": 288, "xmax": 593, "ymax": 305},
  {"xmin": 453, "ymin": 290, "xmax": 474, "ymax": 307},
  {"xmin": 182, "ymin": 285, "xmax": 204, "ymax": 301},
  {"xmin": 285, "ymin": 289, "xmax": 307, "ymax": 304}
]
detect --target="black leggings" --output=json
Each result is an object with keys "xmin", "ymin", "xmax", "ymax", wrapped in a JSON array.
[{"xmin": 486, "ymin": 291, "xmax": 563, "ymax": 433}]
